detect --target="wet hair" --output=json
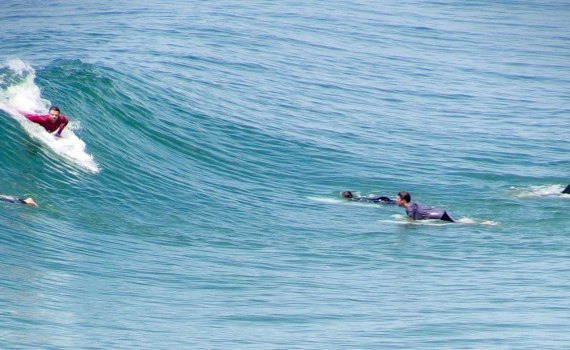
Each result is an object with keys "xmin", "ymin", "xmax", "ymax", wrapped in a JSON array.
[
  {"xmin": 397, "ymin": 191, "xmax": 411, "ymax": 203},
  {"xmin": 341, "ymin": 191, "xmax": 354, "ymax": 199},
  {"xmin": 49, "ymin": 106, "xmax": 60, "ymax": 113}
]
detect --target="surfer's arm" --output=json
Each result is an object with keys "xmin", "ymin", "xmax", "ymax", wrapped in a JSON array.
[
  {"xmin": 55, "ymin": 116, "xmax": 69, "ymax": 137},
  {"xmin": 23, "ymin": 113, "xmax": 42, "ymax": 122},
  {"xmin": 406, "ymin": 203, "xmax": 417, "ymax": 222}
]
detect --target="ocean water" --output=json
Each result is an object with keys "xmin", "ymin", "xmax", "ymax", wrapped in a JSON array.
[{"xmin": 1, "ymin": 1, "xmax": 569, "ymax": 349}]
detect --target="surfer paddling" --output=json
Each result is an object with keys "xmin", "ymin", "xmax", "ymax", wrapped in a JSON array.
[
  {"xmin": 21, "ymin": 106, "xmax": 69, "ymax": 138},
  {"xmin": 396, "ymin": 191, "xmax": 454, "ymax": 223},
  {"xmin": 0, "ymin": 195, "xmax": 37, "ymax": 207},
  {"xmin": 341, "ymin": 191, "xmax": 396, "ymax": 204}
]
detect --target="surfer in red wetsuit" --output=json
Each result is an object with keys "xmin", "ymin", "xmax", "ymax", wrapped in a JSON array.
[{"xmin": 22, "ymin": 106, "xmax": 69, "ymax": 138}]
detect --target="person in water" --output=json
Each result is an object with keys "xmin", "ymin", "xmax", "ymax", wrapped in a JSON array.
[
  {"xmin": 396, "ymin": 191, "xmax": 454, "ymax": 222},
  {"xmin": 0, "ymin": 195, "xmax": 37, "ymax": 207},
  {"xmin": 21, "ymin": 106, "xmax": 69, "ymax": 138},
  {"xmin": 341, "ymin": 191, "xmax": 396, "ymax": 204},
  {"xmin": 563, "ymin": 184, "xmax": 570, "ymax": 194}
]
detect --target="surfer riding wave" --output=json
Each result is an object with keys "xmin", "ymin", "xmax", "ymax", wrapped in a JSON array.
[{"xmin": 20, "ymin": 106, "xmax": 69, "ymax": 138}]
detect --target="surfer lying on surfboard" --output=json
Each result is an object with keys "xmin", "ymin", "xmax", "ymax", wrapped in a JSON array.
[
  {"xmin": 396, "ymin": 191, "xmax": 454, "ymax": 223},
  {"xmin": 341, "ymin": 191, "xmax": 396, "ymax": 204},
  {"xmin": 20, "ymin": 106, "xmax": 69, "ymax": 138},
  {"xmin": 0, "ymin": 195, "xmax": 37, "ymax": 207}
]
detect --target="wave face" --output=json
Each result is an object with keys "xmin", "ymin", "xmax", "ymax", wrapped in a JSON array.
[{"xmin": 1, "ymin": 1, "xmax": 570, "ymax": 349}]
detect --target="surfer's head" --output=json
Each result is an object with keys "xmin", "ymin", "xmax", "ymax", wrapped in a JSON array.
[
  {"xmin": 341, "ymin": 191, "xmax": 354, "ymax": 199},
  {"xmin": 48, "ymin": 106, "xmax": 60, "ymax": 123},
  {"xmin": 396, "ymin": 191, "xmax": 411, "ymax": 207}
]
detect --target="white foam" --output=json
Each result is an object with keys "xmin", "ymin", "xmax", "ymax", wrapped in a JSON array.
[
  {"xmin": 506, "ymin": 184, "xmax": 564, "ymax": 198},
  {"xmin": 389, "ymin": 214, "xmax": 497, "ymax": 226},
  {"xmin": 306, "ymin": 196, "xmax": 343, "ymax": 204},
  {"xmin": 456, "ymin": 217, "xmax": 498, "ymax": 226}
]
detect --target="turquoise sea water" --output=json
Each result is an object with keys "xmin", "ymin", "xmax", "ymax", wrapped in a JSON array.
[{"xmin": 1, "ymin": 1, "xmax": 569, "ymax": 348}]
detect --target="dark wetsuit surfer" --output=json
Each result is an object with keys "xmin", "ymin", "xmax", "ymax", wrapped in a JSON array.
[
  {"xmin": 0, "ymin": 195, "xmax": 28, "ymax": 204},
  {"xmin": 396, "ymin": 191, "xmax": 454, "ymax": 222},
  {"xmin": 563, "ymin": 183, "xmax": 570, "ymax": 194},
  {"xmin": 0, "ymin": 195, "xmax": 37, "ymax": 206},
  {"xmin": 341, "ymin": 191, "xmax": 396, "ymax": 204}
]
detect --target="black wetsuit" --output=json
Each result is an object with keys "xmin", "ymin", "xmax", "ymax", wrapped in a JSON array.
[
  {"xmin": 0, "ymin": 195, "xmax": 26, "ymax": 205},
  {"xmin": 351, "ymin": 196, "xmax": 396, "ymax": 204}
]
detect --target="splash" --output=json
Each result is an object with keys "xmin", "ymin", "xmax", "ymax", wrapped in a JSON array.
[
  {"xmin": 456, "ymin": 218, "xmax": 498, "ymax": 226},
  {"xmin": 306, "ymin": 196, "xmax": 344, "ymax": 204},
  {"xmin": 0, "ymin": 59, "xmax": 99, "ymax": 173},
  {"xmin": 505, "ymin": 184, "xmax": 565, "ymax": 199},
  {"xmin": 388, "ymin": 214, "xmax": 497, "ymax": 226}
]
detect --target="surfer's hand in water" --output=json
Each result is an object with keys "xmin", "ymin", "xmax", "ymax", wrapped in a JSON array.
[{"xmin": 54, "ymin": 134, "xmax": 62, "ymax": 138}]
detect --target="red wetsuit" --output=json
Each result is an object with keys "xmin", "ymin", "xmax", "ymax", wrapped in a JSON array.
[{"xmin": 24, "ymin": 113, "xmax": 69, "ymax": 135}]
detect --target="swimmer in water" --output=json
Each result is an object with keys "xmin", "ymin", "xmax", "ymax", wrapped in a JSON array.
[
  {"xmin": 341, "ymin": 191, "xmax": 396, "ymax": 204},
  {"xmin": 0, "ymin": 195, "xmax": 37, "ymax": 207}
]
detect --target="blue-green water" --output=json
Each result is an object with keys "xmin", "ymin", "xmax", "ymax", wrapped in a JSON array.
[{"xmin": 1, "ymin": 1, "xmax": 570, "ymax": 348}]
